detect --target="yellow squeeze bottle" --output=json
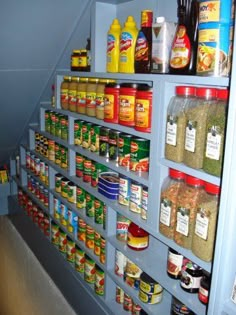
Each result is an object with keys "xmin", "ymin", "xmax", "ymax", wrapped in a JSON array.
[
  {"xmin": 106, "ymin": 18, "xmax": 121, "ymax": 73},
  {"xmin": 119, "ymin": 16, "xmax": 138, "ymax": 73}
]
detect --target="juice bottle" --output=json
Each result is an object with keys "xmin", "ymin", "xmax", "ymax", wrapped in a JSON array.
[
  {"xmin": 119, "ymin": 16, "xmax": 138, "ymax": 73},
  {"xmin": 106, "ymin": 18, "xmax": 121, "ymax": 73}
]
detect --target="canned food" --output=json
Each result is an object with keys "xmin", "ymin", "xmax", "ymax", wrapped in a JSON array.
[
  {"xmin": 67, "ymin": 209, "xmax": 78, "ymax": 234},
  {"xmin": 108, "ymin": 130, "xmax": 120, "ymax": 161},
  {"xmin": 90, "ymin": 124, "xmax": 100, "ymax": 153},
  {"xmin": 140, "ymin": 272, "xmax": 163, "ymax": 294},
  {"xmin": 61, "ymin": 115, "xmax": 68, "ymax": 141},
  {"xmin": 44, "ymin": 189, "xmax": 49, "ymax": 206},
  {"xmin": 103, "ymin": 205, "xmax": 107, "ymax": 230},
  {"xmin": 55, "ymin": 173, "xmax": 63, "ymax": 193},
  {"xmin": 100, "ymin": 237, "xmax": 106, "ymax": 264},
  {"xmin": 66, "ymin": 236, "xmax": 75, "ymax": 264},
  {"xmin": 78, "ymin": 218, "xmax": 86, "ymax": 242},
  {"xmin": 50, "ymin": 112, "xmax": 56, "ymax": 136},
  {"xmin": 48, "ymin": 139, "xmax": 55, "ymax": 162},
  {"xmin": 60, "ymin": 203, "xmax": 68, "ymax": 226},
  {"xmin": 94, "ymin": 231, "xmax": 101, "ymax": 256},
  {"xmin": 83, "ymin": 159, "xmax": 92, "ymax": 183},
  {"xmin": 129, "ymin": 181, "xmax": 142, "ymax": 214},
  {"xmin": 76, "ymin": 186, "xmax": 86, "ymax": 209},
  {"xmin": 118, "ymin": 175, "xmax": 131, "ymax": 207},
  {"xmin": 116, "ymin": 214, "xmax": 131, "ymax": 242},
  {"xmin": 94, "ymin": 199, "xmax": 104, "ymax": 224},
  {"xmin": 84, "ymin": 255, "xmax": 96, "ymax": 284},
  {"xmin": 116, "ymin": 286, "xmax": 124, "ymax": 304},
  {"xmin": 61, "ymin": 177, "xmax": 69, "ymax": 198},
  {"xmin": 67, "ymin": 181, "xmax": 76, "ymax": 204},
  {"xmin": 85, "ymin": 193, "xmax": 95, "ymax": 217},
  {"xmin": 115, "ymin": 250, "xmax": 127, "ymax": 277},
  {"xmin": 91, "ymin": 162, "xmax": 107, "ymax": 188},
  {"xmin": 118, "ymin": 133, "xmax": 132, "ymax": 169},
  {"xmin": 124, "ymin": 258, "xmax": 142, "ymax": 290},
  {"xmin": 75, "ymin": 246, "xmax": 85, "ymax": 273},
  {"xmin": 34, "ymin": 157, "xmax": 40, "ymax": 176},
  {"xmin": 86, "ymin": 225, "xmax": 94, "ymax": 249},
  {"xmin": 141, "ymin": 187, "xmax": 148, "ymax": 220},
  {"xmin": 45, "ymin": 164, "xmax": 49, "ymax": 185},
  {"xmin": 99, "ymin": 127, "xmax": 110, "ymax": 157},
  {"xmin": 130, "ymin": 138, "xmax": 150, "ymax": 172},
  {"xmin": 95, "ymin": 266, "xmax": 105, "ymax": 296},
  {"xmin": 51, "ymin": 221, "xmax": 60, "ymax": 246},
  {"xmin": 53, "ymin": 197, "xmax": 61, "ymax": 219},
  {"xmin": 74, "ymin": 120, "xmax": 84, "ymax": 146},
  {"xmin": 40, "ymin": 161, "xmax": 46, "ymax": 182},
  {"xmin": 123, "ymin": 293, "xmax": 133, "ymax": 312},
  {"xmin": 75, "ymin": 153, "xmax": 84, "ymax": 178},
  {"xmin": 139, "ymin": 288, "xmax": 163, "ymax": 304},
  {"xmin": 26, "ymin": 151, "xmax": 31, "ymax": 169},
  {"xmin": 55, "ymin": 143, "xmax": 61, "ymax": 165},
  {"xmin": 60, "ymin": 146, "xmax": 68, "ymax": 169},
  {"xmin": 58, "ymin": 229, "xmax": 67, "ymax": 256},
  {"xmin": 82, "ymin": 122, "xmax": 92, "ymax": 149}
]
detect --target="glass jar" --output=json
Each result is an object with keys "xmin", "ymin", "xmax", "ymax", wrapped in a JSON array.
[
  {"xmin": 86, "ymin": 78, "xmax": 98, "ymax": 117},
  {"xmin": 77, "ymin": 77, "xmax": 88, "ymax": 114},
  {"xmin": 127, "ymin": 222, "xmax": 149, "ymax": 251},
  {"xmin": 167, "ymin": 248, "xmax": 183, "ymax": 279},
  {"xmin": 174, "ymin": 175, "xmax": 205, "ymax": 249},
  {"xmin": 159, "ymin": 168, "xmax": 185, "ymax": 239},
  {"xmin": 71, "ymin": 50, "xmax": 80, "ymax": 71},
  {"xmin": 180, "ymin": 259, "xmax": 203, "ymax": 293},
  {"xmin": 68, "ymin": 76, "xmax": 79, "ymax": 112},
  {"xmin": 198, "ymin": 271, "xmax": 211, "ymax": 305},
  {"xmin": 183, "ymin": 87, "xmax": 217, "ymax": 169},
  {"xmin": 60, "ymin": 76, "xmax": 70, "ymax": 110},
  {"xmin": 192, "ymin": 182, "xmax": 220, "ymax": 262},
  {"xmin": 95, "ymin": 79, "xmax": 108, "ymax": 120},
  {"xmin": 165, "ymin": 86, "xmax": 196, "ymax": 162},
  {"xmin": 203, "ymin": 88, "xmax": 228, "ymax": 176}
]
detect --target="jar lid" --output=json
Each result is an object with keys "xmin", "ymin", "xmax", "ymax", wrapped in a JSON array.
[
  {"xmin": 72, "ymin": 49, "xmax": 80, "ymax": 53},
  {"xmin": 205, "ymin": 182, "xmax": 220, "ymax": 195},
  {"xmin": 79, "ymin": 77, "xmax": 88, "ymax": 83},
  {"xmin": 176, "ymin": 86, "xmax": 196, "ymax": 96},
  {"xmin": 71, "ymin": 76, "xmax": 78, "ymax": 82},
  {"xmin": 169, "ymin": 168, "xmax": 185, "ymax": 179},
  {"xmin": 105, "ymin": 82, "xmax": 120, "ymax": 89},
  {"xmin": 196, "ymin": 87, "xmax": 217, "ymax": 99},
  {"xmin": 185, "ymin": 175, "xmax": 204, "ymax": 186},
  {"xmin": 137, "ymin": 84, "xmax": 153, "ymax": 92},
  {"xmin": 217, "ymin": 88, "xmax": 229, "ymax": 100},
  {"xmin": 88, "ymin": 78, "xmax": 99, "ymax": 83}
]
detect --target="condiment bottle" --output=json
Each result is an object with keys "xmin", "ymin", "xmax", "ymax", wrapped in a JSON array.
[
  {"xmin": 79, "ymin": 49, "xmax": 90, "ymax": 72},
  {"xmin": 198, "ymin": 271, "xmax": 211, "ymax": 305},
  {"xmin": 174, "ymin": 175, "xmax": 205, "ymax": 249},
  {"xmin": 183, "ymin": 87, "xmax": 217, "ymax": 169},
  {"xmin": 77, "ymin": 77, "xmax": 88, "ymax": 114},
  {"xmin": 96, "ymin": 79, "xmax": 109, "ymax": 120},
  {"xmin": 68, "ymin": 76, "xmax": 79, "ymax": 112},
  {"xmin": 192, "ymin": 182, "xmax": 220, "ymax": 262},
  {"xmin": 119, "ymin": 83, "xmax": 137, "ymax": 126},
  {"xmin": 127, "ymin": 222, "xmax": 149, "ymax": 251},
  {"xmin": 159, "ymin": 168, "xmax": 186, "ymax": 239},
  {"xmin": 119, "ymin": 16, "xmax": 138, "ymax": 73},
  {"xmin": 134, "ymin": 10, "xmax": 153, "ymax": 73},
  {"xmin": 134, "ymin": 84, "xmax": 153, "ymax": 133},
  {"xmin": 60, "ymin": 76, "xmax": 70, "ymax": 110},
  {"xmin": 203, "ymin": 88, "xmax": 228, "ymax": 176},
  {"xmin": 106, "ymin": 18, "xmax": 121, "ymax": 73},
  {"xmin": 71, "ymin": 50, "xmax": 80, "ymax": 71},
  {"xmin": 86, "ymin": 78, "xmax": 98, "ymax": 117},
  {"xmin": 167, "ymin": 248, "xmax": 183, "ymax": 279},
  {"xmin": 180, "ymin": 259, "xmax": 203, "ymax": 293},
  {"xmin": 165, "ymin": 86, "xmax": 196, "ymax": 162},
  {"xmin": 104, "ymin": 82, "xmax": 120, "ymax": 123}
]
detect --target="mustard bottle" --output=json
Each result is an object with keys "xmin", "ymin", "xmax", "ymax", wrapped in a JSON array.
[
  {"xmin": 106, "ymin": 18, "xmax": 121, "ymax": 73},
  {"xmin": 119, "ymin": 16, "xmax": 138, "ymax": 73}
]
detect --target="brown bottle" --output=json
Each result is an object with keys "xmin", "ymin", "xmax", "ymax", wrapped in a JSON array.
[
  {"xmin": 169, "ymin": 0, "xmax": 198, "ymax": 75},
  {"xmin": 134, "ymin": 10, "xmax": 153, "ymax": 73}
]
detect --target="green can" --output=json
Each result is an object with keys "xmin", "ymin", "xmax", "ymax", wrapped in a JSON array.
[
  {"xmin": 130, "ymin": 137, "xmax": 150, "ymax": 173},
  {"xmin": 55, "ymin": 114, "xmax": 63, "ymax": 138},
  {"xmin": 84, "ymin": 255, "xmax": 96, "ymax": 284},
  {"xmin": 109, "ymin": 130, "xmax": 120, "ymax": 161},
  {"xmin": 75, "ymin": 245, "xmax": 85, "ymax": 273},
  {"xmin": 91, "ymin": 162, "xmax": 107, "ymax": 188},
  {"xmin": 118, "ymin": 133, "xmax": 132, "ymax": 169},
  {"xmin": 55, "ymin": 173, "xmax": 63, "ymax": 193},
  {"xmin": 82, "ymin": 122, "xmax": 92, "ymax": 149},
  {"xmin": 86, "ymin": 192, "xmax": 95, "ymax": 217},
  {"xmin": 59, "ymin": 229, "xmax": 67, "ymax": 256},
  {"xmin": 74, "ymin": 119, "xmax": 84, "ymax": 146},
  {"xmin": 94, "ymin": 198, "xmax": 104, "ymax": 224},
  {"xmin": 60, "ymin": 146, "xmax": 68, "ymax": 169},
  {"xmin": 99, "ymin": 126, "xmax": 110, "ymax": 157},
  {"xmin": 61, "ymin": 115, "xmax": 68, "ymax": 141},
  {"xmin": 45, "ymin": 110, "xmax": 51, "ymax": 133},
  {"xmin": 90, "ymin": 124, "xmax": 101, "ymax": 153},
  {"xmin": 50, "ymin": 111, "xmax": 56, "ymax": 136},
  {"xmin": 76, "ymin": 153, "xmax": 84, "ymax": 178},
  {"xmin": 66, "ymin": 236, "xmax": 75, "ymax": 265},
  {"xmin": 55, "ymin": 142, "xmax": 61, "ymax": 165},
  {"xmin": 51, "ymin": 221, "xmax": 60, "ymax": 247},
  {"xmin": 76, "ymin": 186, "xmax": 86, "ymax": 209},
  {"xmin": 95, "ymin": 266, "xmax": 105, "ymax": 296}
]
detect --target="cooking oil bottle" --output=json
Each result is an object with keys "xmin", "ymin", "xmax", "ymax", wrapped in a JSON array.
[{"xmin": 106, "ymin": 18, "xmax": 121, "ymax": 73}]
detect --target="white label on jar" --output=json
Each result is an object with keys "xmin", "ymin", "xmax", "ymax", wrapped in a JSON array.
[
  {"xmin": 176, "ymin": 210, "xmax": 189, "ymax": 236},
  {"xmin": 166, "ymin": 121, "xmax": 177, "ymax": 146},
  {"xmin": 160, "ymin": 199, "xmax": 171, "ymax": 226},
  {"xmin": 168, "ymin": 251, "xmax": 183, "ymax": 275},
  {"xmin": 185, "ymin": 122, "xmax": 196, "ymax": 152},
  {"xmin": 195, "ymin": 212, "xmax": 209, "ymax": 240},
  {"xmin": 205, "ymin": 131, "xmax": 221, "ymax": 160}
]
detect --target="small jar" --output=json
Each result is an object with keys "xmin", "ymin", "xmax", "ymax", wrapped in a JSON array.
[
  {"xmin": 79, "ymin": 49, "xmax": 90, "ymax": 72},
  {"xmin": 127, "ymin": 222, "xmax": 149, "ymax": 251},
  {"xmin": 180, "ymin": 259, "xmax": 203, "ymax": 293},
  {"xmin": 96, "ymin": 79, "xmax": 109, "ymax": 120},
  {"xmin": 86, "ymin": 78, "xmax": 98, "ymax": 117},
  {"xmin": 198, "ymin": 271, "xmax": 211, "ymax": 305},
  {"xmin": 77, "ymin": 77, "xmax": 88, "ymax": 114},
  {"xmin": 71, "ymin": 50, "xmax": 80, "ymax": 71},
  {"xmin": 68, "ymin": 76, "xmax": 79, "ymax": 112},
  {"xmin": 167, "ymin": 247, "xmax": 183, "ymax": 279},
  {"xmin": 60, "ymin": 76, "xmax": 70, "ymax": 110}
]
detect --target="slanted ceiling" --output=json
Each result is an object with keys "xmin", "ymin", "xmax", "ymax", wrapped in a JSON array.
[{"xmin": 0, "ymin": 0, "xmax": 93, "ymax": 166}]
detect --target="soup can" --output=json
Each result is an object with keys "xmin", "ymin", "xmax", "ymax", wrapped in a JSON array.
[
  {"xmin": 84, "ymin": 255, "xmax": 96, "ymax": 284},
  {"xmin": 59, "ymin": 229, "xmax": 67, "ymax": 256},
  {"xmin": 66, "ymin": 236, "xmax": 75, "ymax": 265},
  {"xmin": 76, "ymin": 186, "xmax": 86, "ymax": 209},
  {"xmin": 51, "ymin": 221, "xmax": 60, "ymax": 247},
  {"xmin": 78, "ymin": 218, "xmax": 86, "ymax": 242},
  {"xmin": 94, "ymin": 231, "xmax": 101, "ymax": 256},
  {"xmin": 118, "ymin": 133, "xmax": 132, "ymax": 169},
  {"xmin": 75, "ymin": 246, "xmax": 85, "ymax": 273},
  {"xmin": 129, "ymin": 181, "xmax": 142, "ymax": 214},
  {"xmin": 67, "ymin": 209, "xmax": 78, "ymax": 234},
  {"xmin": 118, "ymin": 175, "xmax": 131, "ymax": 207},
  {"xmin": 130, "ymin": 138, "xmax": 150, "ymax": 173},
  {"xmin": 53, "ymin": 197, "xmax": 61, "ymax": 220},
  {"xmin": 95, "ymin": 266, "xmax": 105, "ymax": 296},
  {"xmin": 60, "ymin": 203, "xmax": 68, "ymax": 226}
]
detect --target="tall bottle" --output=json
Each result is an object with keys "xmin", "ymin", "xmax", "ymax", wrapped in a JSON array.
[
  {"xmin": 134, "ymin": 10, "xmax": 153, "ymax": 73},
  {"xmin": 106, "ymin": 19, "xmax": 121, "ymax": 73},
  {"xmin": 119, "ymin": 16, "xmax": 138, "ymax": 73},
  {"xmin": 169, "ymin": 0, "xmax": 199, "ymax": 75}
]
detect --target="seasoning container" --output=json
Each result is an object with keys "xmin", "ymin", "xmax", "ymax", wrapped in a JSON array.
[
  {"xmin": 60, "ymin": 76, "xmax": 70, "ymax": 110},
  {"xmin": 106, "ymin": 19, "xmax": 122, "ymax": 73},
  {"xmin": 129, "ymin": 181, "xmax": 142, "ymax": 214},
  {"xmin": 174, "ymin": 175, "xmax": 205, "ymax": 249},
  {"xmin": 77, "ymin": 77, "xmax": 88, "ymax": 114},
  {"xmin": 165, "ymin": 86, "xmax": 196, "ymax": 163},
  {"xmin": 130, "ymin": 138, "xmax": 150, "ymax": 173},
  {"xmin": 116, "ymin": 213, "xmax": 131, "ymax": 242},
  {"xmin": 198, "ymin": 271, "xmax": 211, "ymax": 305},
  {"xmin": 118, "ymin": 133, "xmax": 132, "ymax": 169},
  {"xmin": 184, "ymin": 87, "xmax": 217, "ymax": 169},
  {"xmin": 203, "ymin": 88, "xmax": 228, "ymax": 176},
  {"xmin": 71, "ymin": 50, "xmax": 80, "ymax": 71},
  {"xmin": 159, "ymin": 168, "xmax": 185, "ymax": 239},
  {"xmin": 96, "ymin": 79, "xmax": 108, "ymax": 120},
  {"xmin": 86, "ymin": 78, "xmax": 98, "ymax": 117},
  {"xmin": 104, "ymin": 83, "xmax": 120, "ymax": 123},
  {"xmin": 192, "ymin": 182, "xmax": 220, "ymax": 262},
  {"xmin": 68, "ymin": 76, "xmax": 79, "ymax": 112},
  {"xmin": 171, "ymin": 296, "xmax": 195, "ymax": 315},
  {"xmin": 127, "ymin": 222, "xmax": 149, "ymax": 251},
  {"xmin": 180, "ymin": 259, "xmax": 203, "ymax": 293},
  {"xmin": 108, "ymin": 129, "xmax": 120, "ymax": 161},
  {"xmin": 119, "ymin": 83, "xmax": 137, "ymax": 126},
  {"xmin": 135, "ymin": 84, "xmax": 153, "ymax": 133},
  {"xmin": 167, "ymin": 248, "xmax": 183, "ymax": 279}
]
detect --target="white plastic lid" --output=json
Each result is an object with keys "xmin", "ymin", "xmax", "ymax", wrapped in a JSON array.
[{"xmin": 155, "ymin": 16, "xmax": 165, "ymax": 23}]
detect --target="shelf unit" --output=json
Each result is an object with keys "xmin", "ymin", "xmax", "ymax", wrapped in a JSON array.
[{"xmin": 9, "ymin": 0, "xmax": 236, "ymax": 315}]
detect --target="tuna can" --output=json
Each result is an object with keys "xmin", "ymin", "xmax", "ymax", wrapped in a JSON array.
[
  {"xmin": 53, "ymin": 197, "xmax": 61, "ymax": 219},
  {"xmin": 55, "ymin": 173, "xmax": 63, "ymax": 193},
  {"xmin": 119, "ymin": 83, "xmax": 137, "ymax": 127},
  {"xmin": 55, "ymin": 143, "xmax": 61, "ymax": 165},
  {"xmin": 74, "ymin": 119, "xmax": 84, "ymax": 146},
  {"xmin": 75, "ymin": 246, "xmax": 85, "ymax": 273},
  {"xmin": 83, "ymin": 158, "xmax": 92, "ymax": 183},
  {"xmin": 94, "ymin": 231, "xmax": 101, "ymax": 256},
  {"xmin": 99, "ymin": 127, "xmax": 110, "ymax": 158},
  {"xmin": 118, "ymin": 133, "xmax": 132, "ymax": 169},
  {"xmin": 116, "ymin": 214, "xmax": 131, "ymax": 242},
  {"xmin": 76, "ymin": 186, "xmax": 86, "ymax": 209},
  {"xmin": 61, "ymin": 177, "xmax": 69, "ymax": 199},
  {"xmin": 95, "ymin": 266, "xmax": 105, "ymax": 296},
  {"xmin": 67, "ymin": 209, "xmax": 78, "ymax": 234},
  {"xmin": 197, "ymin": 23, "xmax": 230, "ymax": 77},
  {"xmin": 51, "ymin": 221, "xmax": 60, "ymax": 247},
  {"xmin": 84, "ymin": 255, "xmax": 96, "ymax": 284},
  {"xmin": 130, "ymin": 138, "xmax": 150, "ymax": 173},
  {"xmin": 108, "ymin": 129, "xmax": 120, "ymax": 161},
  {"xmin": 90, "ymin": 124, "xmax": 100, "ymax": 153},
  {"xmin": 94, "ymin": 198, "xmax": 104, "ymax": 224},
  {"xmin": 58, "ymin": 229, "xmax": 67, "ymax": 256},
  {"xmin": 75, "ymin": 153, "xmax": 84, "ymax": 178},
  {"xmin": 116, "ymin": 286, "xmax": 124, "ymax": 304},
  {"xmin": 139, "ymin": 288, "xmax": 163, "ymax": 304},
  {"xmin": 135, "ymin": 85, "xmax": 153, "ymax": 133},
  {"xmin": 115, "ymin": 249, "xmax": 127, "ymax": 277},
  {"xmin": 66, "ymin": 236, "xmax": 75, "ymax": 265},
  {"xmin": 104, "ymin": 83, "xmax": 120, "ymax": 124},
  {"xmin": 85, "ymin": 192, "xmax": 95, "ymax": 217},
  {"xmin": 82, "ymin": 122, "xmax": 92, "ymax": 149},
  {"xmin": 86, "ymin": 225, "xmax": 95, "ymax": 250},
  {"xmin": 123, "ymin": 293, "xmax": 133, "ymax": 312},
  {"xmin": 100, "ymin": 237, "xmax": 106, "ymax": 264},
  {"xmin": 60, "ymin": 203, "xmax": 68, "ymax": 226},
  {"xmin": 118, "ymin": 175, "xmax": 131, "ymax": 207},
  {"xmin": 67, "ymin": 181, "xmax": 76, "ymax": 204},
  {"xmin": 129, "ymin": 181, "xmax": 142, "ymax": 214},
  {"xmin": 78, "ymin": 218, "xmax": 86, "ymax": 242},
  {"xmin": 141, "ymin": 186, "xmax": 148, "ymax": 220},
  {"xmin": 199, "ymin": 0, "xmax": 232, "ymax": 24},
  {"xmin": 140, "ymin": 272, "xmax": 163, "ymax": 294},
  {"xmin": 60, "ymin": 146, "xmax": 68, "ymax": 169}
]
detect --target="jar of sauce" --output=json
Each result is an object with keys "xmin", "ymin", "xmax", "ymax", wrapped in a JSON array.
[
  {"xmin": 198, "ymin": 271, "xmax": 210, "ymax": 305},
  {"xmin": 167, "ymin": 247, "xmax": 183, "ymax": 279},
  {"xmin": 86, "ymin": 78, "xmax": 98, "ymax": 117},
  {"xmin": 60, "ymin": 76, "xmax": 70, "ymax": 110},
  {"xmin": 68, "ymin": 76, "xmax": 79, "ymax": 112},
  {"xmin": 77, "ymin": 77, "xmax": 88, "ymax": 114},
  {"xmin": 180, "ymin": 259, "xmax": 203, "ymax": 293},
  {"xmin": 71, "ymin": 50, "xmax": 80, "ymax": 71},
  {"xmin": 127, "ymin": 222, "xmax": 149, "ymax": 250},
  {"xmin": 96, "ymin": 79, "xmax": 109, "ymax": 120}
]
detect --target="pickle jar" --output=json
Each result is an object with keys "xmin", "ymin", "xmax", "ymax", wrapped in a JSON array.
[
  {"xmin": 192, "ymin": 182, "xmax": 220, "ymax": 262},
  {"xmin": 165, "ymin": 86, "xmax": 196, "ymax": 163},
  {"xmin": 183, "ymin": 87, "xmax": 217, "ymax": 169},
  {"xmin": 203, "ymin": 88, "xmax": 228, "ymax": 177},
  {"xmin": 159, "ymin": 168, "xmax": 186, "ymax": 239},
  {"xmin": 60, "ymin": 76, "xmax": 70, "ymax": 110},
  {"xmin": 174, "ymin": 175, "xmax": 205, "ymax": 249}
]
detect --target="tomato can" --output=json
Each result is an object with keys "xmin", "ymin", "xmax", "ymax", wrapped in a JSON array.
[
  {"xmin": 118, "ymin": 175, "xmax": 131, "ymax": 207},
  {"xmin": 66, "ymin": 236, "xmax": 75, "ymax": 265},
  {"xmin": 78, "ymin": 218, "xmax": 86, "ymax": 242},
  {"xmin": 75, "ymin": 153, "xmax": 84, "ymax": 178},
  {"xmin": 75, "ymin": 246, "xmax": 85, "ymax": 273},
  {"xmin": 119, "ymin": 83, "xmax": 137, "ymax": 127},
  {"xmin": 84, "ymin": 255, "xmax": 96, "ymax": 284},
  {"xmin": 51, "ymin": 221, "xmax": 60, "ymax": 247},
  {"xmin": 135, "ymin": 85, "xmax": 152, "ymax": 133},
  {"xmin": 58, "ymin": 229, "xmax": 67, "ymax": 256},
  {"xmin": 118, "ymin": 133, "xmax": 132, "ymax": 169},
  {"xmin": 95, "ymin": 266, "xmax": 105, "ymax": 296},
  {"xmin": 130, "ymin": 138, "xmax": 150, "ymax": 173},
  {"xmin": 76, "ymin": 186, "xmax": 86, "ymax": 209},
  {"xmin": 129, "ymin": 181, "xmax": 143, "ymax": 214},
  {"xmin": 94, "ymin": 231, "xmax": 101, "ymax": 256},
  {"xmin": 53, "ymin": 197, "xmax": 61, "ymax": 220},
  {"xmin": 104, "ymin": 83, "xmax": 120, "ymax": 123},
  {"xmin": 86, "ymin": 225, "xmax": 95, "ymax": 250},
  {"xmin": 116, "ymin": 214, "xmax": 131, "ymax": 242}
]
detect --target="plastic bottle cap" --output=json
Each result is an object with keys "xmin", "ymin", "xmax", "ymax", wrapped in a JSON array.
[
  {"xmin": 217, "ymin": 88, "xmax": 229, "ymax": 100},
  {"xmin": 125, "ymin": 16, "xmax": 137, "ymax": 28},
  {"xmin": 205, "ymin": 182, "xmax": 220, "ymax": 195},
  {"xmin": 155, "ymin": 16, "xmax": 165, "ymax": 23},
  {"xmin": 169, "ymin": 168, "xmax": 185, "ymax": 179},
  {"xmin": 176, "ymin": 86, "xmax": 196, "ymax": 96},
  {"xmin": 185, "ymin": 175, "xmax": 204, "ymax": 186},
  {"xmin": 196, "ymin": 87, "xmax": 217, "ymax": 99},
  {"xmin": 111, "ymin": 18, "xmax": 121, "ymax": 30}
]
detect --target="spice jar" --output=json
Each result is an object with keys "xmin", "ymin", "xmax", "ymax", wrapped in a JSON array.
[
  {"xmin": 71, "ymin": 50, "xmax": 80, "ymax": 71},
  {"xmin": 86, "ymin": 78, "xmax": 98, "ymax": 117},
  {"xmin": 198, "ymin": 271, "xmax": 211, "ymax": 305},
  {"xmin": 119, "ymin": 83, "xmax": 137, "ymax": 126},
  {"xmin": 192, "ymin": 182, "xmax": 220, "ymax": 262},
  {"xmin": 165, "ymin": 86, "xmax": 196, "ymax": 163},
  {"xmin": 159, "ymin": 168, "xmax": 185, "ymax": 239},
  {"xmin": 79, "ymin": 49, "xmax": 90, "ymax": 72},
  {"xmin": 180, "ymin": 259, "xmax": 203, "ymax": 293},
  {"xmin": 77, "ymin": 77, "xmax": 88, "ymax": 114},
  {"xmin": 174, "ymin": 175, "xmax": 205, "ymax": 249},
  {"xmin": 203, "ymin": 88, "xmax": 228, "ymax": 176},
  {"xmin": 183, "ymin": 87, "xmax": 217, "ymax": 169},
  {"xmin": 60, "ymin": 76, "xmax": 70, "ymax": 110},
  {"xmin": 68, "ymin": 76, "xmax": 79, "ymax": 112},
  {"xmin": 127, "ymin": 222, "xmax": 149, "ymax": 251},
  {"xmin": 104, "ymin": 82, "xmax": 120, "ymax": 123}
]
